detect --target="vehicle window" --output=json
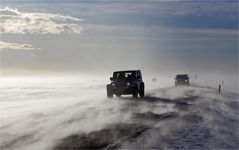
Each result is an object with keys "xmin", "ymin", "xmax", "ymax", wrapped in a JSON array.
[
  {"xmin": 113, "ymin": 71, "xmax": 136, "ymax": 79},
  {"xmin": 176, "ymin": 75, "xmax": 189, "ymax": 80}
]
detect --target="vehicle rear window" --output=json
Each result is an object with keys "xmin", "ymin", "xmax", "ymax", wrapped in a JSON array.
[{"xmin": 176, "ymin": 75, "xmax": 189, "ymax": 79}]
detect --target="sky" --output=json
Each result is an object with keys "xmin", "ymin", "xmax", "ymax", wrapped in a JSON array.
[{"xmin": 0, "ymin": 0, "xmax": 238, "ymax": 78}]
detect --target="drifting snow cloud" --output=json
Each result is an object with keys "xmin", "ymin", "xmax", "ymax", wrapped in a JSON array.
[
  {"xmin": 0, "ymin": 7, "xmax": 83, "ymax": 34},
  {"xmin": 0, "ymin": 77, "xmax": 238, "ymax": 150},
  {"xmin": 0, "ymin": 41, "xmax": 37, "ymax": 51}
]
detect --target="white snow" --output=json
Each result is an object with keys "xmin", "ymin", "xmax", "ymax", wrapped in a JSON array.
[{"xmin": 0, "ymin": 77, "xmax": 238, "ymax": 150}]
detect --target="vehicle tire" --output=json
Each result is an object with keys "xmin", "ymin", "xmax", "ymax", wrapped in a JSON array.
[
  {"xmin": 139, "ymin": 90, "xmax": 144, "ymax": 97},
  {"xmin": 133, "ymin": 92, "xmax": 138, "ymax": 98},
  {"xmin": 107, "ymin": 87, "xmax": 113, "ymax": 98},
  {"xmin": 139, "ymin": 83, "xmax": 145, "ymax": 97},
  {"xmin": 116, "ymin": 94, "xmax": 121, "ymax": 97},
  {"xmin": 107, "ymin": 92, "xmax": 113, "ymax": 98}
]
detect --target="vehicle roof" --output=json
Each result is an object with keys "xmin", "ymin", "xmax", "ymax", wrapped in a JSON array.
[
  {"xmin": 176, "ymin": 74, "xmax": 188, "ymax": 76},
  {"xmin": 113, "ymin": 70, "xmax": 141, "ymax": 73}
]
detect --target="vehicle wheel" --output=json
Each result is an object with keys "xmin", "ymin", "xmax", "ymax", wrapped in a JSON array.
[
  {"xmin": 116, "ymin": 94, "xmax": 121, "ymax": 97},
  {"xmin": 133, "ymin": 92, "xmax": 138, "ymax": 98},
  {"xmin": 107, "ymin": 89, "xmax": 113, "ymax": 98},
  {"xmin": 139, "ymin": 83, "xmax": 145, "ymax": 97},
  {"xmin": 139, "ymin": 90, "xmax": 144, "ymax": 97}
]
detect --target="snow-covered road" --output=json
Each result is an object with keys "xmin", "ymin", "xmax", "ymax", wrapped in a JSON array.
[{"xmin": 0, "ymin": 77, "xmax": 238, "ymax": 150}]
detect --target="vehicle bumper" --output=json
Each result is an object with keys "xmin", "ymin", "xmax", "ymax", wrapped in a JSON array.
[{"xmin": 107, "ymin": 85, "xmax": 138, "ymax": 95}]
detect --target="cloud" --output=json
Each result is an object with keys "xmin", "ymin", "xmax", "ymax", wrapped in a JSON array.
[
  {"xmin": 0, "ymin": 7, "xmax": 83, "ymax": 34},
  {"xmin": 0, "ymin": 41, "xmax": 37, "ymax": 51}
]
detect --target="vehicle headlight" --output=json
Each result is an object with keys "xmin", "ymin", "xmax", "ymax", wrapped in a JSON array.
[
  {"xmin": 112, "ymin": 83, "xmax": 116, "ymax": 86},
  {"xmin": 127, "ymin": 82, "xmax": 131, "ymax": 86}
]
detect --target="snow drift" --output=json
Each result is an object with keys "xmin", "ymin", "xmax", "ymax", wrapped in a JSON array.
[{"xmin": 0, "ymin": 77, "xmax": 238, "ymax": 150}]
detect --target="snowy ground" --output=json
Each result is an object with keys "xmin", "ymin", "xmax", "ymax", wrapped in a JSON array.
[{"xmin": 0, "ymin": 77, "xmax": 238, "ymax": 150}]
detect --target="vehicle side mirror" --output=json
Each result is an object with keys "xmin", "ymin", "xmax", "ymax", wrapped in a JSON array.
[{"xmin": 110, "ymin": 77, "xmax": 113, "ymax": 80}]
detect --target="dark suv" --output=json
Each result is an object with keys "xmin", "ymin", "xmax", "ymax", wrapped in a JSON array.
[
  {"xmin": 107, "ymin": 70, "xmax": 145, "ymax": 98},
  {"xmin": 175, "ymin": 74, "xmax": 190, "ymax": 86}
]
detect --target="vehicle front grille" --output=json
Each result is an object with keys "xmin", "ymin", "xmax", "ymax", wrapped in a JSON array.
[{"xmin": 116, "ymin": 82, "xmax": 126, "ymax": 88}]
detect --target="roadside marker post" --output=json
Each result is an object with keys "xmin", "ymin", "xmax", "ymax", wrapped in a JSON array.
[{"xmin": 219, "ymin": 84, "xmax": 221, "ymax": 94}]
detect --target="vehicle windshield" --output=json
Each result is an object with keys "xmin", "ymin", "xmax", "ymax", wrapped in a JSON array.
[{"xmin": 113, "ymin": 71, "xmax": 136, "ymax": 80}]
